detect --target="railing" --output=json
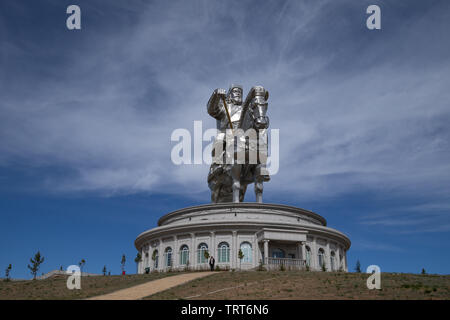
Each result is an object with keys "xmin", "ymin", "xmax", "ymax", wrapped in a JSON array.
[{"xmin": 266, "ymin": 257, "xmax": 306, "ymax": 270}]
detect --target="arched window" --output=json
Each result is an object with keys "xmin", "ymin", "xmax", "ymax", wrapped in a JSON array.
[
  {"xmin": 165, "ymin": 247, "xmax": 173, "ymax": 267},
  {"xmin": 318, "ymin": 248, "xmax": 325, "ymax": 268},
  {"xmin": 179, "ymin": 245, "xmax": 189, "ymax": 265},
  {"xmin": 218, "ymin": 242, "xmax": 230, "ymax": 263},
  {"xmin": 272, "ymin": 248, "xmax": 285, "ymax": 258},
  {"xmin": 153, "ymin": 250, "xmax": 159, "ymax": 269},
  {"xmin": 330, "ymin": 251, "xmax": 336, "ymax": 271},
  {"xmin": 240, "ymin": 242, "xmax": 252, "ymax": 263},
  {"xmin": 305, "ymin": 246, "xmax": 311, "ymax": 267},
  {"xmin": 197, "ymin": 243, "xmax": 208, "ymax": 264}
]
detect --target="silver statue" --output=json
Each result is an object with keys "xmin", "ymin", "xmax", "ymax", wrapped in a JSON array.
[{"xmin": 207, "ymin": 84, "xmax": 270, "ymax": 203}]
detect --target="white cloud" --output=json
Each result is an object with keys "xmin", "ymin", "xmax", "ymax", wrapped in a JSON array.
[{"xmin": 0, "ymin": 0, "xmax": 449, "ymax": 207}]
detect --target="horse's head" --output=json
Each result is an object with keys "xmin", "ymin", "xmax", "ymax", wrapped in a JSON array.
[{"xmin": 247, "ymin": 86, "xmax": 269, "ymax": 130}]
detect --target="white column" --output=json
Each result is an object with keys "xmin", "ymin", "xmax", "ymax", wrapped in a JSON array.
[
  {"xmin": 174, "ymin": 236, "xmax": 178, "ymax": 269},
  {"xmin": 263, "ymin": 240, "xmax": 269, "ymax": 265},
  {"xmin": 336, "ymin": 246, "xmax": 341, "ymax": 271},
  {"xmin": 151, "ymin": 242, "xmax": 156, "ymax": 271},
  {"xmin": 301, "ymin": 242, "xmax": 306, "ymax": 261},
  {"xmin": 210, "ymin": 231, "xmax": 215, "ymax": 260},
  {"xmin": 158, "ymin": 238, "xmax": 163, "ymax": 271},
  {"xmin": 326, "ymin": 241, "xmax": 331, "ymax": 272},
  {"xmin": 190, "ymin": 233, "xmax": 195, "ymax": 269},
  {"xmin": 253, "ymin": 235, "xmax": 257, "ymax": 267},
  {"xmin": 141, "ymin": 246, "xmax": 146, "ymax": 274},
  {"xmin": 149, "ymin": 243, "xmax": 153, "ymax": 271},
  {"xmin": 232, "ymin": 231, "xmax": 237, "ymax": 269},
  {"xmin": 344, "ymin": 251, "xmax": 348, "ymax": 272},
  {"xmin": 311, "ymin": 237, "xmax": 317, "ymax": 270}
]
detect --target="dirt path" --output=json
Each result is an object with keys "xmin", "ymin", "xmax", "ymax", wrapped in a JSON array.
[{"xmin": 87, "ymin": 272, "xmax": 216, "ymax": 300}]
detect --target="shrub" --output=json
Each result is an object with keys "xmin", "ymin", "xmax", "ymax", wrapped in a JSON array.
[
  {"xmin": 257, "ymin": 260, "xmax": 266, "ymax": 271},
  {"xmin": 4, "ymin": 264, "xmax": 12, "ymax": 282},
  {"xmin": 355, "ymin": 260, "xmax": 361, "ymax": 273},
  {"xmin": 280, "ymin": 264, "xmax": 286, "ymax": 271}
]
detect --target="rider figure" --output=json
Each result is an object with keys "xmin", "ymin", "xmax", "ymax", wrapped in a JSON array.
[{"xmin": 207, "ymin": 84, "xmax": 244, "ymax": 203}]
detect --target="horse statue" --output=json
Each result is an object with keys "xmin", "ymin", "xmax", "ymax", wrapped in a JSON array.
[{"xmin": 207, "ymin": 85, "xmax": 270, "ymax": 203}]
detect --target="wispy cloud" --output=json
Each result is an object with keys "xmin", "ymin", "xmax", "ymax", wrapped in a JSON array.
[
  {"xmin": 0, "ymin": 0, "xmax": 449, "ymax": 206},
  {"xmin": 352, "ymin": 240, "xmax": 404, "ymax": 252},
  {"xmin": 359, "ymin": 201, "xmax": 450, "ymax": 234}
]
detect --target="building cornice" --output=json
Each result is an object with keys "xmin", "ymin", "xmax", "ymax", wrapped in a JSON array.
[
  {"xmin": 135, "ymin": 219, "xmax": 350, "ymax": 250},
  {"xmin": 157, "ymin": 203, "xmax": 327, "ymax": 226}
]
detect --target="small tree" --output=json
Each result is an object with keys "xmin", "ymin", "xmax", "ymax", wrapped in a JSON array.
[
  {"xmin": 59, "ymin": 265, "xmax": 63, "ymax": 271},
  {"xmin": 355, "ymin": 260, "xmax": 361, "ymax": 273},
  {"xmin": 203, "ymin": 250, "xmax": 210, "ymax": 263},
  {"xmin": 102, "ymin": 265, "xmax": 107, "ymax": 276},
  {"xmin": 4, "ymin": 264, "xmax": 12, "ymax": 281},
  {"xmin": 421, "ymin": 268, "xmax": 426, "ymax": 275},
  {"xmin": 238, "ymin": 249, "xmax": 244, "ymax": 270},
  {"xmin": 79, "ymin": 259, "xmax": 86, "ymax": 273},
  {"xmin": 257, "ymin": 260, "xmax": 266, "ymax": 272},
  {"xmin": 135, "ymin": 253, "xmax": 142, "ymax": 274},
  {"xmin": 321, "ymin": 262, "xmax": 327, "ymax": 272},
  {"xmin": 28, "ymin": 251, "xmax": 45, "ymax": 280},
  {"xmin": 121, "ymin": 254, "xmax": 126, "ymax": 274}
]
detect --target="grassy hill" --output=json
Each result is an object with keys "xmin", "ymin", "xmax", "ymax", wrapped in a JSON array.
[
  {"xmin": 1, "ymin": 270, "xmax": 449, "ymax": 300},
  {"xmin": 0, "ymin": 272, "xmax": 180, "ymax": 300},
  {"xmin": 145, "ymin": 270, "xmax": 450, "ymax": 300}
]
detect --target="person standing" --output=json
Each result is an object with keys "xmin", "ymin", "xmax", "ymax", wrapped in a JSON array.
[{"xmin": 209, "ymin": 256, "xmax": 215, "ymax": 271}]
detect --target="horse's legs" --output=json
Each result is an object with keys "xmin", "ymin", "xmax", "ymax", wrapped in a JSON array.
[
  {"xmin": 239, "ymin": 184, "xmax": 247, "ymax": 202},
  {"xmin": 231, "ymin": 164, "xmax": 242, "ymax": 203},
  {"xmin": 255, "ymin": 164, "xmax": 264, "ymax": 203},
  {"xmin": 255, "ymin": 179, "xmax": 263, "ymax": 203}
]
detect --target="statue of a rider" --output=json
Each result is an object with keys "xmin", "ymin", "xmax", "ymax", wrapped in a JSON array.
[{"xmin": 207, "ymin": 84, "xmax": 270, "ymax": 203}]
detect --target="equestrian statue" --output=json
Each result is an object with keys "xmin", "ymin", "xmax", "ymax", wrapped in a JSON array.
[{"xmin": 207, "ymin": 84, "xmax": 270, "ymax": 203}]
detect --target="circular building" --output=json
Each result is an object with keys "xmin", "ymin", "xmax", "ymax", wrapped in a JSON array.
[{"xmin": 135, "ymin": 203, "xmax": 351, "ymax": 272}]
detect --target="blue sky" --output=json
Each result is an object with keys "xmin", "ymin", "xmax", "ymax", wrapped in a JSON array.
[{"xmin": 1, "ymin": 0, "xmax": 449, "ymax": 279}]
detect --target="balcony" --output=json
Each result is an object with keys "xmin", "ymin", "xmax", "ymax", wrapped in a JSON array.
[{"xmin": 266, "ymin": 257, "xmax": 306, "ymax": 270}]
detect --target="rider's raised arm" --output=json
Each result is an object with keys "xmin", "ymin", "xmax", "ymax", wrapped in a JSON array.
[{"xmin": 207, "ymin": 88, "xmax": 226, "ymax": 120}]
